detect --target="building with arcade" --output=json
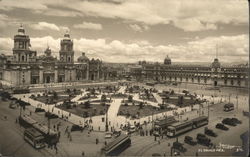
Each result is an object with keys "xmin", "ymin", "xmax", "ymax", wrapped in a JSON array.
[{"xmin": 131, "ymin": 55, "xmax": 249, "ymax": 88}]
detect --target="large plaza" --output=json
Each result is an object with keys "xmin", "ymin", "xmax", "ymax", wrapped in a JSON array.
[{"xmin": 0, "ymin": 80, "xmax": 249, "ymax": 156}]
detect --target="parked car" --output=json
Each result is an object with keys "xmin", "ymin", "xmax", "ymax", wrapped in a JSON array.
[
  {"xmin": 152, "ymin": 153, "xmax": 161, "ymax": 156},
  {"xmin": 222, "ymin": 118, "xmax": 237, "ymax": 126},
  {"xmin": 215, "ymin": 123, "xmax": 229, "ymax": 131},
  {"xmin": 9, "ymin": 103, "xmax": 17, "ymax": 109},
  {"xmin": 184, "ymin": 136, "xmax": 197, "ymax": 145},
  {"xmin": 71, "ymin": 124, "xmax": 84, "ymax": 132},
  {"xmin": 45, "ymin": 112, "xmax": 59, "ymax": 119},
  {"xmin": 204, "ymin": 127, "xmax": 217, "ymax": 137},
  {"xmin": 35, "ymin": 108, "xmax": 45, "ymax": 113},
  {"xmin": 231, "ymin": 118, "xmax": 242, "ymax": 124},
  {"xmin": 196, "ymin": 133, "xmax": 213, "ymax": 147},
  {"xmin": 173, "ymin": 141, "xmax": 187, "ymax": 152},
  {"xmin": 105, "ymin": 132, "xmax": 112, "ymax": 139},
  {"xmin": 129, "ymin": 125, "xmax": 136, "ymax": 133}
]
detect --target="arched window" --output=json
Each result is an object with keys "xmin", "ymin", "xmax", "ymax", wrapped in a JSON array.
[
  {"xmin": 231, "ymin": 80, "xmax": 234, "ymax": 85},
  {"xmin": 22, "ymin": 55, "xmax": 25, "ymax": 62},
  {"xmin": 68, "ymin": 57, "xmax": 71, "ymax": 62}
]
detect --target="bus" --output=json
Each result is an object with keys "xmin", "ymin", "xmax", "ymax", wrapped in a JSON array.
[
  {"xmin": 224, "ymin": 103, "xmax": 234, "ymax": 112},
  {"xmin": 24, "ymin": 128, "xmax": 45, "ymax": 149},
  {"xmin": 166, "ymin": 121, "xmax": 193, "ymax": 137},
  {"xmin": 192, "ymin": 116, "xmax": 208, "ymax": 128},
  {"xmin": 153, "ymin": 116, "xmax": 178, "ymax": 136},
  {"xmin": 101, "ymin": 134, "xmax": 131, "ymax": 156}
]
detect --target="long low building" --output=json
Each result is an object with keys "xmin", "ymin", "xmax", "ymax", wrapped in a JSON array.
[{"xmin": 130, "ymin": 56, "xmax": 249, "ymax": 88}]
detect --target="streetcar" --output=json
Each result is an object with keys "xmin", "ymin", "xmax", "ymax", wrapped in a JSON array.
[
  {"xmin": 101, "ymin": 134, "xmax": 131, "ymax": 156},
  {"xmin": 153, "ymin": 116, "xmax": 178, "ymax": 136},
  {"xmin": 166, "ymin": 116, "xmax": 209, "ymax": 137},
  {"xmin": 19, "ymin": 115, "xmax": 58, "ymax": 145},
  {"xmin": 32, "ymin": 123, "xmax": 59, "ymax": 145},
  {"xmin": 192, "ymin": 116, "xmax": 209, "ymax": 128},
  {"xmin": 166, "ymin": 121, "xmax": 193, "ymax": 137},
  {"xmin": 224, "ymin": 103, "xmax": 234, "ymax": 112},
  {"xmin": 24, "ymin": 128, "xmax": 45, "ymax": 149}
]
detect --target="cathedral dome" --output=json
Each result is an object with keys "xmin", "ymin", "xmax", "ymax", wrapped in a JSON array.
[
  {"xmin": 164, "ymin": 55, "xmax": 171, "ymax": 65},
  {"xmin": 211, "ymin": 58, "xmax": 221, "ymax": 68},
  {"xmin": 77, "ymin": 52, "xmax": 89, "ymax": 63}
]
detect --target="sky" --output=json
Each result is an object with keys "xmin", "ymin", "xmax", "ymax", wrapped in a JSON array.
[{"xmin": 0, "ymin": 0, "xmax": 249, "ymax": 63}]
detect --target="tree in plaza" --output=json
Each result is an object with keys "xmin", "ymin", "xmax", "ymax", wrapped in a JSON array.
[
  {"xmin": 66, "ymin": 88, "xmax": 71, "ymax": 94},
  {"xmin": 178, "ymin": 95, "xmax": 184, "ymax": 106},
  {"xmin": 84, "ymin": 101, "xmax": 90, "ymax": 109},
  {"xmin": 83, "ymin": 111, "xmax": 89, "ymax": 117},
  {"xmin": 170, "ymin": 90, "xmax": 175, "ymax": 95},
  {"xmin": 145, "ymin": 89, "xmax": 150, "ymax": 99},
  {"xmin": 128, "ymin": 95, "xmax": 133, "ymax": 102},
  {"xmin": 101, "ymin": 94, "xmax": 107, "ymax": 102},
  {"xmin": 53, "ymin": 91, "xmax": 58, "ymax": 99},
  {"xmin": 129, "ymin": 87, "xmax": 133, "ymax": 93},
  {"xmin": 73, "ymin": 88, "xmax": 77, "ymax": 94},
  {"xmin": 139, "ymin": 102, "xmax": 144, "ymax": 109}
]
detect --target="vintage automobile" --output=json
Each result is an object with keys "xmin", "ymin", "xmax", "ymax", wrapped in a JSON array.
[
  {"xmin": 71, "ymin": 124, "xmax": 84, "ymax": 132},
  {"xmin": 105, "ymin": 132, "xmax": 113, "ymax": 139},
  {"xmin": 222, "ymin": 118, "xmax": 237, "ymax": 126},
  {"xmin": 215, "ymin": 123, "xmax": 229, "ymax": 131},
  {"xmin": 184, "ymin": 136, "xmax": 197, "ymax": 145},
  {"xmin": 196, "ymin": 133, "xmax": 213, "ymax": 147},
  {"xmin": 173, "ymin": 141, "xmax": 187, "ymax": 152},
  {"xmin": 204, "ymin": 127, "xmax": 218, "ymax": 137},
  {"xmin": 231, "ymin": 118, "xmax": 242, "ymax": 124}
]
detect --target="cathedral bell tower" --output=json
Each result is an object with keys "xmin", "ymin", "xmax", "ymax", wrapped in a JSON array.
[
  {"xmin": 12, "ymin": 24, "xmax": 36, "ymax": 62},
  {"xmin": 59, "ymin": 30, "xmax": 74, "ymax": 63}
]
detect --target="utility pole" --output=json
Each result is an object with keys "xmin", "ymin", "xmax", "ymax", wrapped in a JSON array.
[
  {"xmin": 47, "ymin": 100, "xmax": 50, "ymax": 135},
  {"xmin": 105, "ymin": 102, "xmax": 109, "ymax": 132}
]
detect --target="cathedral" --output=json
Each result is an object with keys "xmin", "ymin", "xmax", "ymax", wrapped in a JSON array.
[{"xmin": 0, "ymin": 25, "xmax": 114, "ymax": 86}]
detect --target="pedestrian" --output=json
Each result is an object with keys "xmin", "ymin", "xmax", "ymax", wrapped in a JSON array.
[
  {"xmin": 65, "ymin": 126, "xmax": 68, "ymax": 134},
  {"xmin": 16, "ymin": 118, "xmax": 18, "ymax": 123},
  {"xmin": 158, "ymin": 140, "xmax": 160, "ymax": 145},
  {"xmin": 104, "ymin": 141, "xmax": 107, "ymax": 145},
  {"xmin": 82, "ymin": 151, "xmax": 85, "ymax": 157},
  {"xmin": 30, "ymin": 111, "xmax": 32, "ymax": 116},
  {"xmin": 54, "ymin": 144, "xmax": 58, "ymax": 154},
  {"xmin": 96, "ymin": 138, "xmax": 99, "ymax": 144},
  {"xmin": 195, "ymin": 151, "xmax": 198, "ymax": 156},
  {"xmin": 164, "ymin": 152, "xmax": 166, "ymax": 157},
  {"xmin": 69, "ymin": 134, "xmax": 72, "ymax": 141}
]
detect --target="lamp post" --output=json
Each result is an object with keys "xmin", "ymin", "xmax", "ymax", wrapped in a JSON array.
[{"xmin": 105, "ymin": 102, "xmax": 109, "ymax": 132}]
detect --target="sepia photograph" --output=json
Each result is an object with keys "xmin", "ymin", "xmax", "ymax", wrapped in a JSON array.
[{"xmin": 0, "ymin": 0, "xmax": 249, "ymax": 156}]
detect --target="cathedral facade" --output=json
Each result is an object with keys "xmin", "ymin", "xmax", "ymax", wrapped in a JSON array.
[{"xmin": 0, "ymin": 26, "xmax": 114, "ymax": 86}]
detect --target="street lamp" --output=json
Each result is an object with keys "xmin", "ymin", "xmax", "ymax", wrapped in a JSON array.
[{"xmin": 105, "ymin": 102, "xmax": 109, "ymax": 132}]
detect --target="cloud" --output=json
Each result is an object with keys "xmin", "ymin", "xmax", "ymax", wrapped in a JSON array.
[
  {"xmin": 1, "ymin": 0, "xmax": 247, "ymax": 32},
  {"xmin": 73, "ymin": 22, "xmax": 103, "ymax": 30},
  {"xmin": 29, "ymin": 22, "xmax": 60, "ymax": 31},
  {"xmin": 129, "ymin": 24, "xmax": 149, "ymax": 32},
  {"xmin": 174, "ymin": 18, "xmax": 217, "ymax": 32},
  {"xmin": 0, "ymin": 34, "xmax": 248, "ymax": 63}
]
